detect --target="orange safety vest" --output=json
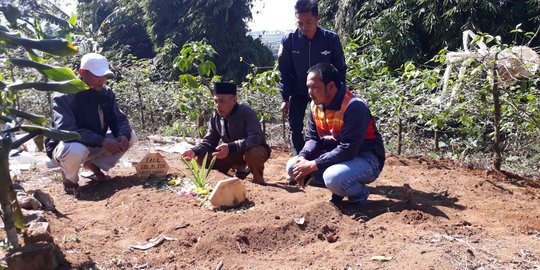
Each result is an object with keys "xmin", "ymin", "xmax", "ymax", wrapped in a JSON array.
[{"xmin": 311, "ymin": 90, "xmax": 377, "ymax": 142}]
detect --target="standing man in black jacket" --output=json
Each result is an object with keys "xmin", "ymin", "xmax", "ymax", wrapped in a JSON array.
[
  {"xmin": 278, "ymin": 0, "xmax": 347, "ymax": 154},
  {"xmin": 46, "ymin": 53, "xmax": 136, "ymax": 194}
]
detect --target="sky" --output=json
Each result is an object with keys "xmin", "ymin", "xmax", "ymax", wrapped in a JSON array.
[
  {"xmin": 60, "ymin": 0, "xmax": 297, "ymax": 32},
  {"xmin": 248, "ymin": 0, "xmax": 297, "ymax": 32}
]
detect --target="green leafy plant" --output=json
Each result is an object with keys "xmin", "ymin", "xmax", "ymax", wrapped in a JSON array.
[
  {"xmin": 239, "ymin": 61, "xmax": 283, "ymax": 145},
  {"xmin": 344, "ymin": 32, "xmax": 540, "ymax": 176},
  {"xmin": 180, "ymin": 153, "xmax": 216, "ymax": 192},
  {"xmin": 173, "ymin": 41, "xmax": 220, "ymax": 138},
  {"xmin": 1, "ymin": 3, "xmax": 86, "ymax": 250}
]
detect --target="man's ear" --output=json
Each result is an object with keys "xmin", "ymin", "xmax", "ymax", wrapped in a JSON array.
[
  {"xmin": 79, "ymin": 69, "xmax": 85, "ymax": 76},
  {"xmin": 327, "ymin": 81, "xmax": 337, "ymax": 91}
]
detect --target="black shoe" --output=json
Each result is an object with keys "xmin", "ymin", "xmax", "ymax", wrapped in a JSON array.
[
  {"xmin": 63, "ymin": 180, "xmax": 80, "ymax": 195},
  {"xmin": 287, "ymin": 178, "xmax": 298, "ymax": 185},
  {"xmin": 329, "ymin": 194, "xmax": 344, "ymax": 204},
  {"xmin": 235, "ymin": 167, "xmax": 250, "ymax": 180}
]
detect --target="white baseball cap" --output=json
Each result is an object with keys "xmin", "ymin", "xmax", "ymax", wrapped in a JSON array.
[{"xmin": 80, "ymin": 53, "xmax": 113, "ymax": 76}]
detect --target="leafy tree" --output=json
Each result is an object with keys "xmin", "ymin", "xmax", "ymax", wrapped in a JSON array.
[
  {"xmin": 111, "ymin": 56, "xmax": 180, "ymax": 133},
  {"xmin": 344, "ymin": 34, "xmax": 540, "ymax": 175},
  {"xmin": 320, "ymin": 0, "xmax": 540, "ymax": 68},
  {"xmin": 141, "ymin": 0, "xmax": 274, "ymax": 82},
  {"xmin": 77, "ymin": 0, "xmax": 154, "ymax": 58},
  {"xmin": 76, "ymin": 0, "xmax": 274, "ymax": 81}
]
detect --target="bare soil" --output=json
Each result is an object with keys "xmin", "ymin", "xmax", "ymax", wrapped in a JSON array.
[{"xmin": 8, "ymin": 140, "xmax": 540, "ymax": 269}]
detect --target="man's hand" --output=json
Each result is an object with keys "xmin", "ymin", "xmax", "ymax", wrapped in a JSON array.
[
  {"xmin": 102, "ymin": 138, "xmax": 122, "ymax": 154},
  {"xmin": 212, "ymin": 144, "xmax": 229, "ymax": 159},
  {"xmin": 292, "ymin": 157, "xmax": 318, "ymax": 188},
  {"xmin": 181, "ymin": 149, "xmax": 196, "ymax": 161},
  {"xmin": 281, "ymin": 101, "xmax": 290, "ymax": 117},
  {"xmin": 117, "ymin": 136, "xmax": 129, "ymax": 151}
]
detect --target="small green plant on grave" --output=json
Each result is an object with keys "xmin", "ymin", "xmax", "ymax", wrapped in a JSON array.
[
  {"xmin": 0, "ymin": 238, "xmax": 8, "ymax": 251},
  {"xmin": 178, "ymin": 153, "xmax": 216, "ymax": 195}
]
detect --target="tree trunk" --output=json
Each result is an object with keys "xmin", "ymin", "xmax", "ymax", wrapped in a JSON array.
[
  {"xmin": 434, "ymin": 130, "xmax": 439, "ymax": 152},
  {"xmin": 47, "ymin": 92, "xmax": 52, "ymax": 119},
  {"xmin": 136, "ymin": 84, "xmax": 146, "ymax": 130},
  {"xmin": 492, "ymin": 54, "xmax": 502, "ymax": 171},
  {"xmin": 0, "ymin": 137, "xmax": 21, "ymax": 249},
  {"xmin": 397, "ymin": 117, "xmax": 403, "ymax": 155},
  {"xmin": 282, "ymin": 114, "xmax": 286, "ymax": 147}
]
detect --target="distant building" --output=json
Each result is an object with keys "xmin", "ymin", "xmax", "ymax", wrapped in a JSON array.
[{"xmin": 249, "ymin": 30, "xmax": 294, "ymax": 59}]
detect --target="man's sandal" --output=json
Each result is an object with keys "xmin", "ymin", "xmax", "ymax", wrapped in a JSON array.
[
  {"xmin": 84, "ymin": 173, "xmax": 111, "ymax": 182},
  {"xmin": 80, "ymin": 171, "xmax": 111, "ymax": 182},
  {"xmin": 63, "ymin": 181, "xmax": 80, "ymax": 194}
]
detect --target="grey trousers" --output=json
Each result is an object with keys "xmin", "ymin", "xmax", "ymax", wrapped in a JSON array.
[{"xmin": 51, "ymin": 131, "xmax": 137, "ymax": 183}]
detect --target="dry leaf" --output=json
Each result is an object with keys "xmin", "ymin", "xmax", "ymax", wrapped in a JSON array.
[
  {"xmin": 294, "ymin": 217, "xmax": 305, "ymax": 225},
  {"xmin": 371, "ymin": 255, "xmax": 392, "ymax": 262},
  {"xmin": 129, "ymin": 234, "xmax": 177, "ymax": 250}
]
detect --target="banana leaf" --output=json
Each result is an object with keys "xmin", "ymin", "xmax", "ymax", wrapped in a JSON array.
[
  {"xmin": 8, "ymin": 58, "xmax": 77, "ymax": 81},
  {"xmin": 24, "ymin": 47, "xmax": 45, "ymax": 63},
  {"xmin": 0, "ymin": 115, "xmax": 15, "ymax": 123},
  {"xmin": 38, "ymin": 12, "xmax": 71, "ymax": 31},
  {"xmin": 0, "ymin": 4, "xmax": 20, "ymax": 29},
  {"xmin": 4, "ymin": 107, "xmax": 46, "ymax": 125},
  {"xmin": 6, "ymin": 79, "xmax": 89, "ymax": 94},
  {"xmin": 11, "ymin": 130, "xmax": 40, "ymax": 150},
  {"xmin": 96, "ymin": 7, "xmax": 125, "ymax": 34},
  {"xmin": 0, "ymin": 4, "xmax": 21, "ymax": 29},
  {"xmin": 20, "ymin": 125, "xmax": 80, "ymax": 141},
  {"xmin": 43, "ymin": 0, "xmax": 70, "ymax": 20},
  {"xmin": 68, "ymin": 13, "xmax": 77, "ymax": 27},
  {"xmin": 0, "ymin": 31, "xmax": 78, "ymax": 56}
]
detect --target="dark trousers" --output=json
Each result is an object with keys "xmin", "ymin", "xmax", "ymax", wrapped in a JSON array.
[
  {"xmin": 196, "ymin": 145, "xmax": 270, "ymax": 184},
  {"xmin": 288, "ymin": 95, "xmax": 311, "ymax": 154}
]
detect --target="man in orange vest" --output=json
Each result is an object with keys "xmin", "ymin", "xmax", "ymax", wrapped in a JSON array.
[{"xmin": 286, "ymin": 63, "xmax": 385, "ymax": 205}]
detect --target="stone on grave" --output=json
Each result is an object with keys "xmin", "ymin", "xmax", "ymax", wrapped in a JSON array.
[
  {"xmin": 209, "ymin": 178, "xmax": 248, "ymax": 207},
  {"xmin": 135, "ymin": 152, "xmax": 169, "ymax": 180}
]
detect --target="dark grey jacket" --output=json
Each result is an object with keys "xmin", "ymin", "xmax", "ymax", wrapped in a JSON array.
[
  {"xmin": 278, "ymin": 26, "xmax": 346, "ymax": 101},
  {"xmin": 192, "ymin": 103, "xmax": 270, "ymax": 156},
  {"xmin": 45, "ymin": 86, "xmax": 132, "ymax": 158}
]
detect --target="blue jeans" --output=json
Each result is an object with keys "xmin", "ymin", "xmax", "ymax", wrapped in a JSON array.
[
  {"xmin": 288, "ymin": 95, "xmax": 311, "ymax": 154},
  {"xmin": 286, "ymin": 152, "xmax": 380, "ymax": 202}
]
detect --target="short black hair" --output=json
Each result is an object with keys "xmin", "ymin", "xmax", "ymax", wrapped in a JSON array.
[
  {"xmin": 295, "ymin": 0, "xmax": 318, "ymax": 16},
  {"xmin": 307, "ymin": 63, "xmax": 341, "ymax": 86}
]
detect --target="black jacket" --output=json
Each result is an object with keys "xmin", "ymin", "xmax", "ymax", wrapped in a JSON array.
[
  {"xmin": 278, "ymin": 26, "xmax": 347, "ymax": 101},
  {"xmin": 45, "ymin": 86, "xmax": 132, "ymax": 158},
  {"xmin": 192, "ymin": 103, "xmax": 270, "ymax": 156}
]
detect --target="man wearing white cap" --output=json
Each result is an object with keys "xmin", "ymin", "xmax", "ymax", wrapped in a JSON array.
[{"xmin": 46, "ymin": 53, "xmax": 136, "ymax": 194}]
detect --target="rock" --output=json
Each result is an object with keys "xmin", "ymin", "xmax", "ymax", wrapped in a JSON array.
[
  {"xmin": 6, "ymin": 242, "xmax": 65, "ymax": 270},
  {"xmin": 17, "ymin": 192, "xmax": 42, "ymax": 210},
  {"xmin": 31, "ymin": 190, "xmax": 55, "ymax": 211},
  {"xmin": 403, "ymin": 183, "xmax": 413, "ymax": 204},
  {"xmin": 209, "ymin": 178, "xmax": 248, "ymax": 208},
  {"xmin": 24, "ymin": 222, "xmax": 53, "ymax": 244},
  {"xmin": 326, "ymin": 233, "xmax": 338, "ymax": 243},
  {"xmin": 22, "ymin": 209, "xmax": 46, "ymax": 224}
]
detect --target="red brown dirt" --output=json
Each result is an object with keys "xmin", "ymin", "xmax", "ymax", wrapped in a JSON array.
[{"xmin": 8, "ymin": 141, "xmax": 540, "ymax": 269}]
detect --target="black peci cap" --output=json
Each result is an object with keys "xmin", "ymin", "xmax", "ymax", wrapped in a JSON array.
[{"xmin": 212, "ymin": 82, "xmax": 237, "ymax": 95}]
